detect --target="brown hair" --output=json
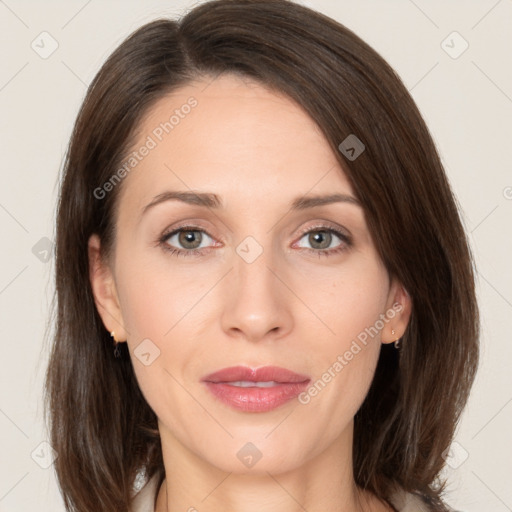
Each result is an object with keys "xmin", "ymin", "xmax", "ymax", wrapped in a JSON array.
[{"xmin": 44, "ymin": 1, "xmax": 479, "ymax": 511}]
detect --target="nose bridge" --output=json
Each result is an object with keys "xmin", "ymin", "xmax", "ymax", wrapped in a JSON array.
[
  {"xmin": 220, "ymin": 232, "xmax": 292, "ymax": 340},
  {"xmin": 235, "ymin": 234, "xmax": 276, "ymax": 293}
]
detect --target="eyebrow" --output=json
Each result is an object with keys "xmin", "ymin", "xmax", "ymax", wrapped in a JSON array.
[{"xmin": 141, "ymin": 190, "xmax": 361, "ymax": 216}]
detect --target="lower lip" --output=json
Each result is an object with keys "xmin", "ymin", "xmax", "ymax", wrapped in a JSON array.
[{"xmin": 203, "ymin": 381, "xmax": 310, "ymax": 412}]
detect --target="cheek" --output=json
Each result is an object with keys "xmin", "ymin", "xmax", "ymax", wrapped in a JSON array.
[
  {"xmin": 115, "ymin": 245, "xmax": 211, "ymax": 341},
  {"xmin": 295, "ymin": 256, "xmax": 388, "ymax": 420},
  {"xmin": 113, "ymin": 249, "xmax": 212, "ymax": 410},
  {"xmin": 298, "ymin": 250, "xmax": 389, "ymax": 347}
]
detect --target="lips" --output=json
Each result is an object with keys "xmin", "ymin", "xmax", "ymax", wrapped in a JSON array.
[
  {"xmin": 202, "ymin": 365, "xmax": 310, "ymax": 384},
  {"xmin": 201, "ymin": 365, "xmax": 310, "ymax": 412}
]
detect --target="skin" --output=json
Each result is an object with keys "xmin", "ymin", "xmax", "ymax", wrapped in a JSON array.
[{"xmin": 89, "ymin": 73, "xmax": 411, "ymax": 512}]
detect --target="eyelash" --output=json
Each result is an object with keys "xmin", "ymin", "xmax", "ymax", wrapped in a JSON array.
[{"xmin": 157, "ymin": 223, "xmax": 352, "ymax": 259}]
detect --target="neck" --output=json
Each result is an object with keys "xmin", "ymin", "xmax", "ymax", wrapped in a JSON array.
[{"xmin": 154, "ymin": 420, "xmax": 391, "ymax": 512}]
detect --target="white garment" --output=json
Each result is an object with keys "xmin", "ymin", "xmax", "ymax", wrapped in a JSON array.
[{"xmin": 130, "ymin": 473, "xmax": 432, "ymax": 512}]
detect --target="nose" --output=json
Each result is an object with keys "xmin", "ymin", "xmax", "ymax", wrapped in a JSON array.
[{"xmin": 220, "ymin": 239, "xmax": 293, "ymax": 344}]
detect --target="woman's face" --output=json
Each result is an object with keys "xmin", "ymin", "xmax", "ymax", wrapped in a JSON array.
[{"xmin": 89, "ymin": 73, "xmax": 410, "ymax": 475}]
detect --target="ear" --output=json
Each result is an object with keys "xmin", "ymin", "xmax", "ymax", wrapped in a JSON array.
[
  {"xmin": 382, "ymin": 278, "xmax": 412, "ymax": 344},
  {"xmin": 88, "ymin": 233, "xmax": 128, "ymax": 342}
]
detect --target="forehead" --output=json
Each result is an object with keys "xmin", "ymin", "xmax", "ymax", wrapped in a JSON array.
[{"xmin": 117, "ymin": 73, "xmax": 354, "ymax": 216}]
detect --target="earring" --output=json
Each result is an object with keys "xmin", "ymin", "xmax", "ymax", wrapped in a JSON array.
[
  {"xmin": 391, "ymin": 329, "xmax": 401, "ymax": 350},
  {"xmin": 110, "ymin": 331, "xmax": 121, "ymax": 358}
]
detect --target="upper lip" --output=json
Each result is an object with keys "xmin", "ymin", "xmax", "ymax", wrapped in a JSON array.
[{"xmin": 202, "ymin": 365, "xmax": 310, "ymax": 384}]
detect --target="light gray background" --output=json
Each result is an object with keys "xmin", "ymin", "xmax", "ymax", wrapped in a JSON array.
[{"xmin": 0, "ymin": 1, "xmax": 511, "ymax": 511}]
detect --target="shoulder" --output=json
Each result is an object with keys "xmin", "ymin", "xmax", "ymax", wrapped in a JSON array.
[
  {"xmin": 390, "ymin": 489, "xmax": 465, "ymax": 512},
  {"xmin": 389, "ymin": 488, "xmax": 436, "ymax": 512},
  {"xmin": 130, "ymin": 472, "xmax": 160, "ymax": 512}
]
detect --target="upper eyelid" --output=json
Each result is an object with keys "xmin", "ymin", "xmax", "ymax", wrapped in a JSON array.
[
  {"xmin": 161, "ymin": 224, "xmax": 217, "ymax": 242},
  {"xmin": 296, "ymin": 221, "xmax": 350, "ymax": 238}
]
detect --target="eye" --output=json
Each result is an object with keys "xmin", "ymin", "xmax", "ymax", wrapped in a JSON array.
[
  {"xmin": 158, "ymin": 223, "xmax": 352, "ymax": 258},
  {"xmin": 294, "ymin": 226, "xmax": 351, "ymax": 257},
  {"xmin": 159, "ymin": 226, "xmax": 216, "ymax": 257}
]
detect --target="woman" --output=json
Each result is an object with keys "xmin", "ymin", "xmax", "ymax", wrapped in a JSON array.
[{"xmin": 44, "ymin": 0, "xmax": 479, "ymax": 511}]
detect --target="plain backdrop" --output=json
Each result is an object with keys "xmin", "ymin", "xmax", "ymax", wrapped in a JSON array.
[{"xmin": 0, "ymin": 1, "xmax": 511, "ymax": 511}]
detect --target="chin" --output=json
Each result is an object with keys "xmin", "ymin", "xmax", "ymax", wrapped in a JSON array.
[{"xmin": 192, "ymin": 433, "xmax": 316, "ymax": 476}]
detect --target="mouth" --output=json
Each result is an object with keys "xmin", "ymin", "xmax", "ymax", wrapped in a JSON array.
[{"xmin": 201, "ymin": 365, "xmax": 311, "ymax": 413}]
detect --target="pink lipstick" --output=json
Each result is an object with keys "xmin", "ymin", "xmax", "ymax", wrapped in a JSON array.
[{"xmin": 201, "ymin": 365, "xmax": 310, "ymax": 412}]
